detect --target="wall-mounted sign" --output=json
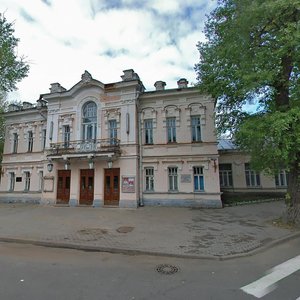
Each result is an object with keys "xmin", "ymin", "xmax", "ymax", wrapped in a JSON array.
[
  {"xmin": 122, "ymin": 176, "xmax": 135, "ymax": 193},
  {"xmin": 16, "ymin": 177, "xmax": 22, "ymax": 182},
  {"xmin": 181, "ymin": 174, "xmax": 192, "ymax": 183}
]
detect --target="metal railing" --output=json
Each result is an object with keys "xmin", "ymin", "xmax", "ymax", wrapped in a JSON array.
[{"xmin": 48, "ymin": 139, "xmax": 120, "ymax": 155}]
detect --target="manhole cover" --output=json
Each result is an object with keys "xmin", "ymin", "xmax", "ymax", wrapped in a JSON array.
[
  {"xmin": 116, "ymin": 226, "xmax": 134, "ymax": 233},
  {"xmin": 156, "ymin": 264, "xmax": 179, "ymax": 275}
]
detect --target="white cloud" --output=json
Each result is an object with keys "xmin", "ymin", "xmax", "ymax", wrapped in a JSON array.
[{"xmin": 2, "ymin": 0, "xmax": 217, "ymax": 102}]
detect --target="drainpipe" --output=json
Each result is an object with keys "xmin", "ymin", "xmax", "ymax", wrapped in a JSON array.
[{"xmin": 138, "ymin": 108, "xmax": 144, "ymax": 207}]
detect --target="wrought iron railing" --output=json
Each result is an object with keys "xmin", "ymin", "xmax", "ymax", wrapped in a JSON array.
[{"xmin": 48, "ymin": 139, "xmax": 120, "ymax": 155}]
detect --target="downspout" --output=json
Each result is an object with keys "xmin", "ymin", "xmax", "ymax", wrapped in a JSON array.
[{"xmin": 138, "ymin": 106, "xmax": 144, "ymax": 207}]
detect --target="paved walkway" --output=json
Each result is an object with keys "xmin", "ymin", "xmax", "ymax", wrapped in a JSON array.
[{"xmin": 0, "ymin": 200, "xmax": 299, "ymax": 259}]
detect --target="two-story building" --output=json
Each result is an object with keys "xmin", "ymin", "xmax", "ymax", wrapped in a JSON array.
[{"xmin": 0, "ymin": 69, "xmax": 222, "ymax": 208}]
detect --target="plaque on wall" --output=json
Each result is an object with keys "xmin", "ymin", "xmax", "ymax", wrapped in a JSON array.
[
  {"xmin": 181, "ymin": 174, "xmax": 192, "ymax": 183},
  {"xmin": 16, "ymin": 177, "xmax": 22, "ymax": 182},
  {"xmin": 122, "ymin": 176, "xmax": 135, "ymax": 193}
]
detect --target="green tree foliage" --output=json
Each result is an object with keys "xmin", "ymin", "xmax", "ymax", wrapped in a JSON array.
[
  {"xmin": 0, "ymin": 13, "xmax": 29, "ymax": 92},
  {"xmin": 195, "ymin": 0, "xmax": 300, "ymax": 222}
]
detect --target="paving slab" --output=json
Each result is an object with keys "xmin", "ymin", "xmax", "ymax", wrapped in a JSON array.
[{"xmin": 0, "ymin": 200, "xmax": 299, "ymax": 259}]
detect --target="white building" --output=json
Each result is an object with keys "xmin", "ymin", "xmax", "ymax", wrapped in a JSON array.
[{"xmin": 0, "ymin": 69, "xmax": 222, "ymax": 208}]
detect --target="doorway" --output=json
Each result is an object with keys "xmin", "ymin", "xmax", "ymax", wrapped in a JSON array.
[
  {"xmin": 79, "ymin": 169, "xmax": 94, "ymax": 205},
  {"xmin": 57, "ymin": 170, "xmax": 71, "ymax": 204},
  {"xmin": 104, "ymin": 168, "xmax": 120, "ymax": 206}
]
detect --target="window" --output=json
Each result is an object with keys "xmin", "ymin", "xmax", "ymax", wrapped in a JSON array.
[
  {"xmin": 144, "ymin": 119, "xmax": 153, "ymax": 144},
  {"xmin": 194, "ymin": 167, "xmax": 204, "ymax": 191},
  {"xmin": 28, "ymin": 131, "xmax": 33, "ymax": 152},
  {"xmin": 42, "ymin": 129, "xmax": 46, "ymax": 150},
  {"xmin": 9, "ymin": 172, "xmax": 15, "ymax": 191},
  {"xmin": 82, "ymin": 101, "xmax": 97, "ymax": 140},
  {"xmin": 275, "ymin": 170, "xmax": 288, "ymax": 187},
  {"xmin": 13, "ymin": 133, "xmax": 18, "ymax": 153},
  {"xmin": 191, "ymin": 116, "xmax": 201, "ymax": 142},
  {"xmin": 39, "ymin": 171, "xmax": 44, "ymax": 191},
  {"xmin": 24, "ymin": 172, "xmax": 30, "ymax": 191},
  {"xmin": 63, "ymin": 125, "xmax": 70, "ymax": 148},
  {"xmin": 166, "ymin": 117, "xmax": 176, "ymax": 143},
  {"xmin": 245, "ymin": 163, "xmax": 260, "ymax": 187},
  {"xmin": 145, "ymin": 167, "xmax": 154, "ymax": 191},
  {"xmin": 168, "ymin": 167, "xmax": 178, "ymax": 191},
  {"xmin": 109, "ymin": 119, "xmax": 117, "ymax": 145},
  {"xmin": 219, "ymin": 164, "xmax": 233, "ymax": 187}
]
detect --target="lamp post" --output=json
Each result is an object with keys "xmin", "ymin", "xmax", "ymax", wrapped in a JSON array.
[
  {"xmin": 88, "ymin": 158, "xmax": 94, "ymax": 169},
  {"xmin": 107, "ymin": 158, "xmax": 113, "ymax": 169}
]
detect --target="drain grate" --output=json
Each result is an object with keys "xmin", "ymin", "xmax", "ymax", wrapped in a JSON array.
[{"xmin": 156, "ymin": 264, "xmax": 179, "ymax": 275}]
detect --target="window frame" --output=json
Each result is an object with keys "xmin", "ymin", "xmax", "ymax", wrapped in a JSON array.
[
  {"xmin": 109, "ymin": 119, "xmax": 117, "ymax": 145},
  {"xmin": 145, "ymin": 167, "xmax": 154, "ymax": 191},
  {"xmin": 144, "ymin": 119, "xmax": 153, "ymax": 145},
  {"xmin": 193, "ymin": 166, "xmax": 205, "ymax": 192},
  {"xmin": 82, "ymin": 101, "xmax": 97, "ymax": 141},
  {"xmin": 275, "ymin": 170, "xmax": 288, "ymax": 188},
  {"xmin": 245, "ymin": 163, "xmax": 261, "ymax": 187},
  {"xmin": 28, "ymin": 131, "xmax": 33, "ymax": 152},
  {"xmin": 24, "ymin": 171, "xmax": 31, "ymax": 192},
  {"xmin": 9, "ymin": 172, "xmax": 15, "ymax": 191},
  {"xmin": 166, "ymin": 117, "xmax": 176, "ymax": 143},
  {"xmin": 168, "ymin": 167, "xmax": 178, "ymax": 191},
  {"xmin": 13, "ymin": 133, "xmax": 18, "ymax": 153},
  {"xmin": 191, "ymin": 116, "xmax": 201, "ymax": 142},
  {"xmin": 219, "ymin": 164, "xmax": 233, "ymax": 188},
  {"xmin": 63, "ymin": 125, "xmax": 71, "ymax": 148}
]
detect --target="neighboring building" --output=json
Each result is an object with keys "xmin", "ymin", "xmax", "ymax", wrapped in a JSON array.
[
  {"xmin": 218, "ymin": 139, "xmax": 288, "ymax": 194},
  {"xmin": 0, "ymin": 70, "xmax": 222, "ymax": 208}
]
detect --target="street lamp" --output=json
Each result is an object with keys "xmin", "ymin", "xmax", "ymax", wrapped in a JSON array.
[
  {"xmin": 47, "ymin": 160, "xmax": 53, "ymax": 172},
  {"xmin": 107, "ymin": 158, "xmax": 113, "ymax": 169}
]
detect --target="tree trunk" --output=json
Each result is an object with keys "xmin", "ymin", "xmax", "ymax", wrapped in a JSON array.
[{"xmin": 285, "ymin": 156, "xmax": 300, "ymax": 225}]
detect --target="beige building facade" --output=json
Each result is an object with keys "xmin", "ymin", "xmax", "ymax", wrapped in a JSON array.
[{"xmin": 0, "ymin": 70, "xmax": 222, "ymax": 208}]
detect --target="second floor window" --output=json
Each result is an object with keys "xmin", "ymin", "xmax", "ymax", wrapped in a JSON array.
[
  {"xmin": 28, "ymin": 131, "xmax": 33, "ymax": 152},
  {"xmin": 166, "ymin": 117, "xmax": 176, "ymax": 143},
  {"xmin": 63, "ymin": 125, "xmax": 70, "ymax": 148},
  {"xmin": 245, "ymin": 163, "xmax": 260, "ymax": 187},
  {"xmin": 191, "ymin": 116, "xmax": 201, "ymax": 142},
  {"xmin": 109, "ymin": 119, "xmax": 117, "ymax": 144},
  {"xmin": 13, "ymin": 133, "xmax": 18, "ymax": 153},
  {"xmin": 219, "ymin": 164, "xmax": 233, "ymax": 187},
  {"xmin": 144, "ymin": 119, "xmax": 153, "ymax": 144},
  {"xmin": 24, "ymin": 171, "xmax": 30, "ymax": 191},
  {"xmin": 145, "ymin": 167, "xmax": 154, "ymax": 191},
  {"xmin": 168, "ymin": 167, "xmax": 178, "ymax": 191},
  {"xmin": 82, "ymin": 101, "xmax": 97, "ymax": 140}
]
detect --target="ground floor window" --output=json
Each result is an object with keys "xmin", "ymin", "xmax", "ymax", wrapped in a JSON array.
[
  {"xmin": 39, "ymin": 171, "xmax": 44, "ymax": 191},
  {"xmin": 219, "ymin": 164, "xmax": 233, "ymax": 187},
  {"xmin": 275, "ymin": 170, "xmax": 288, "ymax": 187},
  {"xmin": 245, "ymin": 163, "xmax": 260, "ymax": 187},
  {"xmin": 145, "ymin": 167, "xmax": 154, "ymax": 191},
  {"xmin": 9, "ymin": 172, "xmax": 15, "ymax": 191},
  {"xmin": 194, "ymin": 167, "xmax": 204, "ymax": 191},
  {"xmin": 168, "ymin": 167, "xmax": 178, "ymax": 191},
  {"xmin": 24, "ymin": 171, "xmax": 31, "ymax": 191}
]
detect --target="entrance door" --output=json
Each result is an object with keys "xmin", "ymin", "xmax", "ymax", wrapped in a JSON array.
[
  {"xmin": 79, "ymin": 169, "xmax": 94, "ymax": 205},
  {"xmin": 57, "ymin": 170, "xmax": 71, "ymax": 204},
  {"xmin": 104, "ymin": 168, "xmax": 120, "ymax": 206}
]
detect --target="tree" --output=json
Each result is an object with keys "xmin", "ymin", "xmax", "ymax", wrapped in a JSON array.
[
  {"xmin": 0, "ymin": 13, "xmax": 29, "ymax": 93},
  {"xmin": 195, "ymin": 0, "xmax": 300, "ymax": 223}
]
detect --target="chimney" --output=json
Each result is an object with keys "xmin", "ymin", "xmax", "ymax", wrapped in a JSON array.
[
  {"xmin": 154, "ymin": 81, "xmax": 166, "ymax": 91},
  {"xmin": 50, "ymin": 83, "xmax": 66, "ymax": 93},
  {"xmin": 121, "ymin": 69, "xmax": 140, "ymax": 81},
  {"xmin": 177, "ymin": 78, "xmax": 188, "ymax": 89}
]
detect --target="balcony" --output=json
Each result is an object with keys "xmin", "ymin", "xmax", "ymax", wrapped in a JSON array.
[{"xmin": 48, "ymin": 139, "xmax": 120, "ymax": 156}]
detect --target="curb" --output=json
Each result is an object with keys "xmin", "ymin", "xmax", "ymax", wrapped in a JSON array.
[{"xmin": 1, "ymin": 231, "xmax": 300, "ymax": 261}]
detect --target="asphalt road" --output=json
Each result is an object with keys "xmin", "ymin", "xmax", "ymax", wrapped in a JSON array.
[{"xmin": 0, "ymin": 238, "xmax": 299, "ymax": 300}]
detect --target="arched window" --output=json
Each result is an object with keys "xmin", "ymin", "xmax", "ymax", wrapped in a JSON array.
[{"xmin": 82, "ymin": 101, "xmax": 97, "ymax": 140}]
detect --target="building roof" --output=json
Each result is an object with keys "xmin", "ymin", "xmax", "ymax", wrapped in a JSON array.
[{"xmin": 217, "ymin": 139, "xmax": 237, "ymax": 151}]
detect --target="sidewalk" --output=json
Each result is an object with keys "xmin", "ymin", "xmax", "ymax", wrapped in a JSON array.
[{"xmin": 0, "ymin": 200, "xmax": 299, "ymax": 259}]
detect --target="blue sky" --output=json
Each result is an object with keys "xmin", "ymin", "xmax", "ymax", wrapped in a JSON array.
[{"xmin": 3, "ymin": 0, "xmax": 217, "ymax": 102}]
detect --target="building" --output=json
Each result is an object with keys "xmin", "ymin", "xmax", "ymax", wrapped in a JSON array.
[
  {"xmin": 0, "ymin": 70, "xmax": 222, "ymax": 208},
  {"xmin": 218, "ymin": 139, "xmax": 288, "ymax": 195}
]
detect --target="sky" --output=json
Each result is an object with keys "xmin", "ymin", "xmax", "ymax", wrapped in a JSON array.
[{"xmin": 2, "ymin": 0, "xmax": 217, "ymax": 103}]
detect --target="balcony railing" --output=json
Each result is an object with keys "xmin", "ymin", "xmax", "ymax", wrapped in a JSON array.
[{"xmin": 48, "ymin": 139, "xmax": 120, "ymax": 156}]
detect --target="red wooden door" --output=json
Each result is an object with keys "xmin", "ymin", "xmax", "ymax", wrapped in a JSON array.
[
  {"xmin": 57, "ymin": 170, "xmax": 71, "ymax": 204},
  {"xmin": 104, "ymin": 168, "xmax": 120, "ymax": 206},
  {"xmin": 79, "ymin": 169, "xmax": 94, "ymax": 205}
]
